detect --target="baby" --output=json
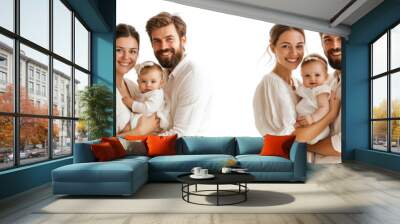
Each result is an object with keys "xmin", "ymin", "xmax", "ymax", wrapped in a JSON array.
[
  {"xmin": 122, "ymin": 61, "xmax": 169, "ymax": 131},
  {"xmin": 296, "ymin": 54, "xmax": 331, "ymax": 145}
]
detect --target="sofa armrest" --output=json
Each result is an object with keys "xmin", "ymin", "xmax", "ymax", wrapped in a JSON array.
[
  {"xmin": 289, "ymin": 141, "xmax": 307, "ymax": 181},
  {"xmin": 73, "ymin": 140, "xmax": 100, "ymax": 163}
]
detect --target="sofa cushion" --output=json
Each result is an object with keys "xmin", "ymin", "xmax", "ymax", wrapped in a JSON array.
[
  {"xmin": 235, "ymin": 137, "xmax": 263, "ymax": 155},
  {"xmin": 91, "ymin": 142, "xmax": 118, "ymax": 161},
  {"xmin": 236, "ymin": 155, "xmax": 293, "ymax": 172},
  {"xmin": 74, "ymin": 140, "xmax": 100, "ymax": 163},
  {"xmin": 260, "ymin": 135, "xmax": 295, "ymax": 159},
  {"xmin": 148, "ymin": 154, "xmax": 235, "ymax": 172},
  {"xmin": 119, "ymin": 138, "xmax": 147, "ymax": 156},
  {"xmin": 178, "ymin": 137, "xmax": 236, "ymax": 155},
  {"xmin": 52, "ymin": 158, "xmax": 147, "ymax": 183},
  {"xmin": 101, "ymin": 137, "xmax": 127, "ymax": 158},
  {"xmin": 147, "ymin": 135, "xmax": 177, "ymax": 157}
]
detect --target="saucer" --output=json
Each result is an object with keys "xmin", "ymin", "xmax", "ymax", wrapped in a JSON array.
[{"xmin": 190, "ymin": 174, "xmax": 215, "ymax": 179}]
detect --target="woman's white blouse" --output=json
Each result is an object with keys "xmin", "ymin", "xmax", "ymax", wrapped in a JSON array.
[{"xmin": 253, "ymin": 72, "xmax": 298, "ymax": 136}]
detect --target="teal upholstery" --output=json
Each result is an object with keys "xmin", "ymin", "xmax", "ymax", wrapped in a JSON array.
[
  {"xmin": 236, "ymin": 155, "xmax": 292, "ymax": 172},
  {"xmin": 52, "ymin": 157, "xmax": 148, "ymax": 195},
  {"xmin": 52, "ymin": 137, "xmax": 307, "ymax": 195},
  {"xmin": 73, "ymin": 139, "xmax": 100, "ymax": 163},
  {"xmin": 235, "ymin": 137, "xmax": 263, "ymax": 155},
  {"xmin": 178, "ymin": 136, "xmax": 236, "ymax": 155},
  {"xmin": 148, "ymin": 154, "xmax": 235, "ymax": 181}
]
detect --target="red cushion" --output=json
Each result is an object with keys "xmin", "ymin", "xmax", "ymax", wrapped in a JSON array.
[
  {"xmin": 259, "ymin": 134, "xmax": 295, "ymax": 159},
  {"xmin": 124, "ymin": 135, "xmax": 148, "ymax": 142},
  {"xmin": 146, "ymin": 135, "xmax": 177, "ymax": 157},
  {"xmin": 101, "ymin": 137, "xmax": 126, "ymax": 158},
  {"xmin": 91, "ymin": 142, "xmax": 117, "ymax": 161}
]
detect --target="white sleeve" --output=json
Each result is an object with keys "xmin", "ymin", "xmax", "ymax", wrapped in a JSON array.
[
  {"xmin": 331, "ymin": 133, "xmax": 341, "ymax": 153},
  {"xmin": 131, "ymin": 90, "xmax": 164, "ymax": 115},
  {"xmin": 116, "ymin": 90, "xmax": 131, "ymax": 133},
  {"xmin": 314, "ymin": 84, "xmax": 331, "ymax": 97},
  {"xmin": 253, "ymin": 75, "xmax": 297, "ymax": 136},
  {"xmin": 160, "ymin": 69, "xmax": 210, "ymax": 137}
]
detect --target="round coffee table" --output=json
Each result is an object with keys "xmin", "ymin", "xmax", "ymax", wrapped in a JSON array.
[{"xmin": 177, "ymin": 172, "xmax": 255, "ymax": 206}]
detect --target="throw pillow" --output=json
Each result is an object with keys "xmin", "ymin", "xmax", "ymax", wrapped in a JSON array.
[
  {"xmin": 101, "ymin": 137, "xmax": 126, "ymax": 158},
  {"xmin": 259, "ymin": 134, "xmax": 296, "ymax": 159},
  {"xmin": 91, "ymin": 142, "xmax": 117, "ymax": 161},
  {"xmin": 119, "ymin": 138, "xmax": 147, "ymax": 156},
  {"xmin": 146, "ymin": 135, "xmax": 177, "ymax": 157},
  {"xmin": 124, "ymin": 135, "xmax": 148, "ymax": 142}
]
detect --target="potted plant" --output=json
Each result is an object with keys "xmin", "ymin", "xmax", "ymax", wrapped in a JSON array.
[{"xmin": 79, "ymin": 84, "xmax": 113, "ymax": 140}]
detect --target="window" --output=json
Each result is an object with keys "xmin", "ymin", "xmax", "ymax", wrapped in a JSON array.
[
  {"xmin": 28, "ymin": 81, "xmax": 34, "ymax": 94},
  {"xmin": 371, "ymin": 23, "xmax": 400, "ymax": 154},
  {"xmin": 0, "ymin": 54, "xmax": 7, "ymax": 87},
  {"xmin": 0, "ymin": 0, "xmax": 91, "ymax": 170}
]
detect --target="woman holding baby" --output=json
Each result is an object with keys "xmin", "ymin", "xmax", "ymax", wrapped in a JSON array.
[{"xmin": 253, "ymin": 25, "xmax": 341, "ymax": 159}]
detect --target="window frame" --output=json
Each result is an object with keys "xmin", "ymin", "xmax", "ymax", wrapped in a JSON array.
[
  {"xmin": 0, "ymin": 0, "xmax": 92, "ymax": 171},
  {"xmin": 370, "ymin": 20, "xmax": 400, "ymax": 154}
]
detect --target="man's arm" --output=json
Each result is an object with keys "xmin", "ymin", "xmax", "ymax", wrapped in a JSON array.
[{"xmin": 307, "ymin": 136, "xmax": 340, "ymax": 156}]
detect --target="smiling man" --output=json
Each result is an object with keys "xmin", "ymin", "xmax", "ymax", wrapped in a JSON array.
[
  {"xmin": 307, "ymin": 33, "xmax": 342, "ymax": 163},
  {"xmin": 144, "ymin": 12, "xmax": 212, "ymax": 137}
]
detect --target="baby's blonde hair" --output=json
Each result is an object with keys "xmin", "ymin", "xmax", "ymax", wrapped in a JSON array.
[
  {"xmin": 301, "ymin": 53, "xmax": 328, "ymax": 72},
  {"xmin": 137, "ymin": 61, "xmax": 163, "ymax": 80}
]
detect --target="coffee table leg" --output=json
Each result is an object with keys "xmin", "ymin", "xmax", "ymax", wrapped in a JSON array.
[
  {"xmin": 245, "ymin": 183, "xmax": 247, "ymax": 201},
  {"xmin": 195, "ymin": 184, "xmax": 198, "ymax": 192},
  {"xmin": 217, "ymin": 184, "xmax": 219, "ymax": 206}
]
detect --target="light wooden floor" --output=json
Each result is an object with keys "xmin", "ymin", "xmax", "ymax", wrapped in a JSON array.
[{"xmin": 1, "ymin": 162, "xmax": 400, "ymax": 224}]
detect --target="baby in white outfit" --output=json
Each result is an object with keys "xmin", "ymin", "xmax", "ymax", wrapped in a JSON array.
[
  {"xmin": 296, "ymin": 54, "xmax": 331, "ymax": 145},
  {"xmin": 122, "ymin": 61, "xmax": 170, "ymax": 131}
]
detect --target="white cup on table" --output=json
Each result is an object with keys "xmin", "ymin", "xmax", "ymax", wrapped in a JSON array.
[
  {"xmin": 199, "ymin": 169, "xmax": 208, "ymax": 176},
  {"xmin": 191, "ymin": 167, "xmax": 202, "ymax": 176}
]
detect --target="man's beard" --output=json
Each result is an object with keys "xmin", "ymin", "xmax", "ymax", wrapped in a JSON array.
[
  {"xmin": 327, "ymin": 48, "xmax": 341, "ymax": 70},
  {"xmin": 155, "ymin": 46, "xmax": 183, "ymax": 70}
]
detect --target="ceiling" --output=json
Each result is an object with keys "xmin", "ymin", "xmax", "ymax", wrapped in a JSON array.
[{"xmin": 167, "ymin": 0, "xmax": 384, "ymax": 38}]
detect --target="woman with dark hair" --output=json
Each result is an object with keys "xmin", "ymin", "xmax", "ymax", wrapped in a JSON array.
[
  {"xmin": 115, "ymin": 23, "xmax": 158, "ymax": 135},
  {"xmin": 253, "ymin": 24, "xmax": 340, "ymax": 157}
]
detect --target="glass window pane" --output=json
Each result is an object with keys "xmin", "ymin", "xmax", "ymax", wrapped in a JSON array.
[
  {"xmin": 0, "ymin": 0, "xmax": 14, "ymax": 31},
  {"xmin": 391, "ymin": 72, "xmax": 400, "ymax": 118},
  {"xmin": 20, "ymin": 44, "xmax": 49, "ymax": 115},
  {"xmin": 20, "ymin": 117, "xmax": 49, "ymax": 165},
  {"xmin": 75, "ymin": 120, "xmax": 88, "ymax": 143},
  {"xmin": 75, "ymin": 18, "xmax": 89, "ymax": 70},
  {"xmin": 372, "ymin": 33, "xmax": 387, "ymax": 76},
  {"xmin": 20, "ymin": 0, "xmax": 49, "ymax": 49},
  {"xmin": 0, "ymin": 116, "xmax": 13, "ymax": 170},
  {"xmin": 74, "ymin": 69, "xmax": 89, "ymax": 118},
  {"xmin": 53, "ymin": 59, "xmax": 72, "ymax": 117},
  {"xmin": 53, "ymin": 0, "xmax": 72, "ymax": 60},
  {"xmin": 372, "ymin": 121, "xmax": 388, "ymax": 151},
  {"xmin": 391, "ymin": 24, "xmax": 400, "ymax": 70},
  {"xmin": 391, "ymin": 120, "xmax": 400, "ymax": 153},
  {"xmin": 0, "ymin": 34, "xmax": 14, "ymax": 112},
  {"xmin": 53, "ymin": 119, "xmax": 72, "ymax": 158},
  {"xmin": 372, "ymin": 77, "xmax": 387, "ymax": 119}
]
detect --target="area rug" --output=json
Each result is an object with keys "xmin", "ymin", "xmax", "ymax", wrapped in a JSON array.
[{"xmin": 37, "ymin": 183, "xmax": 361, "ymax": 214}]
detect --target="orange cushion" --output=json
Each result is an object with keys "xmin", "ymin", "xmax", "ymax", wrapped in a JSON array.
[
  {"xmin": 259, "ymin": 134, "xmax": 295, "ymax": 159},
  {"xmin": 124, "ymin": 135, "xmax": 148, "ymax": 142},
  {"xmin": 101, "ymin": 137, "xmax": 126, "ymax": 158},
  {"xmin": 91, "ymin": 142, "xmax": 117, "ymax": 161},
  {"xmin": 146, "ymin": 135, "xmax": 177, "ymax": 157}
]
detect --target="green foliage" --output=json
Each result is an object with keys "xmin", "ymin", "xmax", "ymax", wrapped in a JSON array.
[{"xmin": 79, "ymin": 84, "xmax": 113, "ymax": 140}]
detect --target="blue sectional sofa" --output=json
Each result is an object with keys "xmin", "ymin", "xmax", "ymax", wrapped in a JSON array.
[{"xmin": 52, "ymin": 137, "xmax": 306, "ymax": 195}]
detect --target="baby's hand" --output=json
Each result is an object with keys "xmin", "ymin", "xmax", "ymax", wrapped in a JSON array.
[{"xmin": 297, "ymin": 115, "xmax": 313, "ymax": 127}]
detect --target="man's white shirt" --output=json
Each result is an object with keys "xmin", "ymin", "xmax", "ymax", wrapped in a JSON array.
[{"xmin": 160, "ymin": 55, "xmax": 212, "ymax": 137}]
